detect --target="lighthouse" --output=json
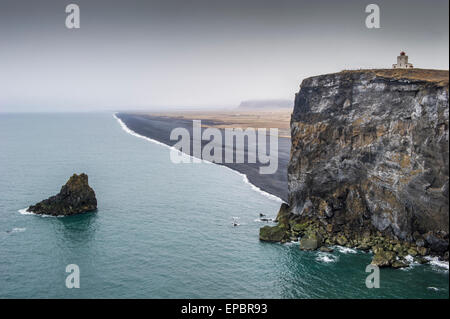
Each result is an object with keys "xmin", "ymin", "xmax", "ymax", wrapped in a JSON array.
[{"xmin": 393, "ymin": 51, "xmax": 414, "ymax": 69}]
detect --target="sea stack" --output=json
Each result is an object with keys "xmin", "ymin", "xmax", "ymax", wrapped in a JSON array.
[
  {"xmin": 260, "ymin": 69, "xmax": 449, "ymax": 267},
  {"xmin": 27, "ymin": 173, "xmax": 97, "ymax": 216}
]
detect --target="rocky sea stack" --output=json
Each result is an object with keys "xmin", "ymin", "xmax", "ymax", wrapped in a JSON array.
[
  {"xmin": 260, "ymin": 69, "xmax": 449, "ymax": 268},
  {"xmin": 27, "ymin": 173, "xmax": 97, "ymax": 216}
]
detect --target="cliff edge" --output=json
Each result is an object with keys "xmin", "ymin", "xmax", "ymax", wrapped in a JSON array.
[{"xmin": 261, "ymin": 69, "xmax": 449, "ymax": 267}]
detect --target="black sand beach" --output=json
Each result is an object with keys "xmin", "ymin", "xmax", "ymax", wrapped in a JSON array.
[{"xmin": 116, "ymin": 113, "xmax": 290, "ymax": 201}]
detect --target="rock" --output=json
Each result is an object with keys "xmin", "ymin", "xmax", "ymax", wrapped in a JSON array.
[
  {"xmin": 259, "ymin": 225, "xmax": 287, "ymax": 242},
  {"xmin": 371, "ymin": 249, "xmax": 396, "ymax": 267},
  {"xmin": 371, "ymin": 245, "xmax": 383, "ymax": 254},
  {"xmin": 336, "ymin": 235, "xmax": 348, "ymax": 246},
  {"xmin": 415, "ymin": 256, "xmax": 428, "ymax": 264},
  {"xmin": 285, "ymin": 69, "xmax": 449, "ymax": 261},
  {"xmin": 326, "ymin": 224, "xmax": 333, "ymax": 233},
  {"xmin": 393, "ymin": 244, "xmax": 404, "ymax": 253},
  {"xmin": 300, "ymin": 231, "xmax": 322, "ymax": 250},
  {"xmin": 275, "ymin": 203, "xmax": 291, "ymax": 227},
  {"xmin": 416, "ymin": 239, "xmax": 425, "ymax": 247},
  {"xmin": 392, "ymin": 260, "xmax": 409, "ymax": 269},
  {"xmin": 417, "ymin": 246, "xmax": 428, "ymax": 256},
  {"xmin": 300, "ymin": 238, "xmax": 319, "ymax": 250},
  {"xmin": 407, "ymin": 247, "xmax": 418, "ymax": 257},
  {"xmin": 292, "ymin": 222, "xmax": 309, "ymax": 232},
  {"xmin": 319, "ymin": 246, "xmax": 334, "ymax": 253},
  {"xmin": 425, "ymin": 233, "xmax": 449, "ymax": 254},
  {"xmin": 357, "ymin": 243, "xmax": 371, "ymax": 251},
  {"xmin": 27, "ymin": 173, "xmax": 97, "ymax": 217}
]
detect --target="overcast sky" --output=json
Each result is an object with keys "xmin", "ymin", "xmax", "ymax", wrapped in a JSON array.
[{"xmin": 0, "ymin": 0, "xmax": 448, "ymax": 112}]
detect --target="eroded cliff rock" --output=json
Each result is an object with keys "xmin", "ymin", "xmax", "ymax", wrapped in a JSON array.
[
  {"xmin": 261, "ymin": 69, "xmax": 449, "ymax": 267},
  {"xmin": 27, "ymin": 173, "xmax": 97, "ymax": 216}
]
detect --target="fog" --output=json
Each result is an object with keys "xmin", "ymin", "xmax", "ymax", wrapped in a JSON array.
[{"xmin": 0, "ymin": 0, "xmax": 448, "ymax": 112}]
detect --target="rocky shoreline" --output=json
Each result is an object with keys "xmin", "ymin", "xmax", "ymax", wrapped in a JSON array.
[
  {"xmin": 260, "ymin": 204, "xmax": 446, "ymax": 268},
  {"xmin": 260, "ymin": 69, "xmax": 449, "ymax": 268}
]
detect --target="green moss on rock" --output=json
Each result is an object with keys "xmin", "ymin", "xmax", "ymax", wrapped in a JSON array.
[
  {"xmin": 259, "ymin": 225, "xmax": 287, "ymax": 242},
  {"xmin": 371, "ymin": 249, "xmax": 396, "ymax": 267}
]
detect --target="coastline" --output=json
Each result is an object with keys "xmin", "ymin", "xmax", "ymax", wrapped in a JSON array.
[
  {"xmin": 114, "ymin": 113, "xmax": 450, "ymax": 273},
  {"xmin": 113, "ymin": 112, "xmax": 288, "ymax": 202}
]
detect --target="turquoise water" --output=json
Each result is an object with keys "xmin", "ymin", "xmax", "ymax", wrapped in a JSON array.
[{"xmin": 0, "ymin": 113, "xmax": 448, "ymax": 299}]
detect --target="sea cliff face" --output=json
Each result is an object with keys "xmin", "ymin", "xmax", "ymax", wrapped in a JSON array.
[{"xmin": 261, "ymin": 69, "xmax": 449, "ymax": 267}]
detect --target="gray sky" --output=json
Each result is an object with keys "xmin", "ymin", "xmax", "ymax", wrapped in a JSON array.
[{"xmin": 0, "ymin": 0, "xmax": 448, "ymax": 112}]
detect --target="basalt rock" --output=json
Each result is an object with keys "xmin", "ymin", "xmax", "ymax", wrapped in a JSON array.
[
  {"xmin": 27, "ymin": 173, "xmax": 97, "ymax": 216},
  {"xmin": 372, "ymin": 249, "xmax": 397, "ymax": 267},
  {"xmin": 319, "ymin": 246, "xmax": 334, "ymax": 253},
  {"xmin": 262, "ymin": 69, "xmax": 449, "ymax": 267},
  {"xmin": 259, "ymin": 225, "xmax": 287, "ymax": 242}
]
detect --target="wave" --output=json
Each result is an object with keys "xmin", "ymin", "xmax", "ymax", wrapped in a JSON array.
[
  {"xmin": 5, "ymin": 227, "xmax": 27, "ymax": 234},
  {"xmin": 113, "ymin": 113, "xmax": 284, "ymax": 203},
  {"xmin": 253, "ymin": 218, "xmax": 276, "ymax": 223},
  {"xmin": 11, "ymin": 227, "xmax": 26, "ymax": 233},
  {"xmin": 282, "ymin": 240, "xmax": 298, "ymax": 246},
  {"xmin": 230, "ymin": 168, "xmax": 283, "ymax": 203},
  {"xmin": 403, "ymin": 254, "xmax": 416, "ymax": 264},
  {"xmin": 399, "ymin": 255, "xmax": 448, "ymax": 273},
  {"xmin": 397, "ymin": 255, "xmax": 418, "ymax": 271},
  {"xmin": 114, "ymin": 113, "xmax": 180, "ymax": 151},
  {"xmin": 18, "ymin": 207, "xmax": 34, "ymax": 215},
  {"xmin": 334, "ymin": 246, "xmax": 358, "ymax": 254},
  {"xmin": 18, "ymin": 207, "xmax": 60, "ymax": 218},
  {"xmin": 425, "ymin": 256, "xmax": 449, "ymax": 271},
  {"xmin": 315, "ymin": 252, "xmax": 339, "ymax": 263}
]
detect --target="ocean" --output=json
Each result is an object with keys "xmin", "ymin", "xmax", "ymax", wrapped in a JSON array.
[{"xmin": 0, "ymin": 113, "xmax": 448, "ymax": 298}]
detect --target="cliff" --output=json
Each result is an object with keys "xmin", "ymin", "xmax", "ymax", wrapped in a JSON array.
[
  {"xmin": 261, "ymin": 69, "xmax": 449, "ymax": 267},
  {"xmin": 27, "ymin": 173, "xmax": 97, "ymax": 216}
]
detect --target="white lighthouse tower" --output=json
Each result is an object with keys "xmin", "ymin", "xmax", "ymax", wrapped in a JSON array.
[{"xmin": 393, "ymin": 51, "xmax": 413, "ymax": 69}]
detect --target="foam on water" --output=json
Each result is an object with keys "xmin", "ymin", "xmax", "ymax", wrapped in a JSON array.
[
  {"xmin": 316, "ymin": 252, "xmax": 339, "ymax": 263},
  {"xmin": 113, "ymin": 113, "xmax": 284, "ymax": 204},
  {"xmin": 18, "ymin": 208, "xmax": 60, "ymax": 218},
  {"xmin": 425, "ymin": 256, "xmax": 449, "ymax": 271},
  {"xmin": 18, "ymin": 208, "xmax": 34, "ymax": 215},
  {"xmin": 334, "ymin": 246, "xmax": 358, "ymax": 254},
  {"xmin": 404, "ymin": 255, "xmax": 415, "ymax": 264},
  {"xmin": 253, "ymin": 218, "xmax": 275, "ymax": 223},
  {"xmin": 11, "ymin": 227, "xmax": 26, "ymax": 233}
]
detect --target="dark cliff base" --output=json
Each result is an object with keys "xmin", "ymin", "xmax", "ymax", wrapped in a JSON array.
[
  {"xmin": 262, "ymin": 69, "xmax": 449, "ymax": 268},
  {"xmin": 116, "ymin": 112, "xmax": 290, "ymax": 202}
]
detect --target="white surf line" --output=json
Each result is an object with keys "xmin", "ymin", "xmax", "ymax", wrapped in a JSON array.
[
  {"xmin": 113, "ymin": 112, "xmax": 284, "ymax": 204},
  {"xmin": 18, "ymin": 207, "xmax": 61, "ymax": 218}
]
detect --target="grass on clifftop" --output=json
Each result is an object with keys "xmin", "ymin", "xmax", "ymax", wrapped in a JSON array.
[{"xmin": 341, "ymin": 69, "xmax": 449, "ymax": 86}]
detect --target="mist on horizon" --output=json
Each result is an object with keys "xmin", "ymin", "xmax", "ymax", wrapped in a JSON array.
[{"xmin": 0, "ymin": 0, "xmax": 448, "ymax": 112}]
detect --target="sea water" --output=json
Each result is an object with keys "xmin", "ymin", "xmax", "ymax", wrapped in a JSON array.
[{"xmin": 0, "ymin": 113, "xmax": 448, "ymax": 298}]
